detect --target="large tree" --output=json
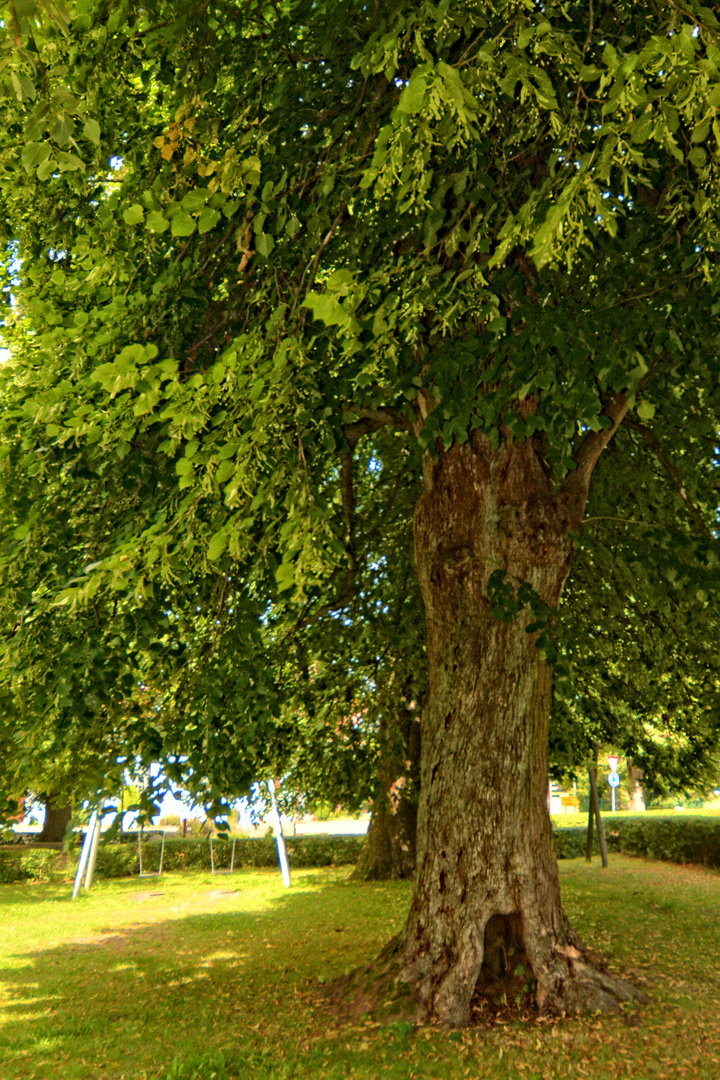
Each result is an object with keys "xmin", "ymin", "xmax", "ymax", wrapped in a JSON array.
[{"xmin": 2, "ymin": 0, "xmax": 720, "ymax": 1026}]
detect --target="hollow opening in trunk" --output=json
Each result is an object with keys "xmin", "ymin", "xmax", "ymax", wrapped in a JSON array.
[{"xmin": 470, "ymin": 913, "xmax": 538, "ymax": 1024}]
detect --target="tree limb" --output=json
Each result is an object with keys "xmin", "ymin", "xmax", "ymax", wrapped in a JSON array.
[
  {"xmin": 561, "ymin": 390, "xmax": 630, "ymax": 506},
  {"xmin": 625, "ymin": 419, "xmax": 714, "ymax": 540},
  {"xmin": 343, "ymin": 406, "xmax": 413, "ymax": 447}
]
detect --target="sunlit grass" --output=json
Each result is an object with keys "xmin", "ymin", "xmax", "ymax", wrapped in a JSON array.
[{"xmin": 1, "ymin": 858, "xmax": 719, "ymax": 1078}]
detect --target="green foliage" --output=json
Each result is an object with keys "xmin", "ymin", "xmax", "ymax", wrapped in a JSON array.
[
  {"xmin": 615, "ymin": 815, "xmax": 720, "ymax": 867},
  {"xmin": 0, "ymin": 834, "xmax": 366, "ymax": 883},
  {"xmin": 9, "ymin": 819, "xmax": 720, "ymax": 885},
  {"xmin": 555, "ymin": 815, "xmax": 720, "ymax": 869},
  {"xmin": 0, "ymin": 848, "xmax": 67, "ymax": 883}
]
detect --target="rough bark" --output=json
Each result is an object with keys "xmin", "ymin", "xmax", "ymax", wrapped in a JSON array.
[
  {"xmin": 37, "ymin": 796, "xmax": 72, "ymax": 843},
  {"xmin": 352, "ymin": 711, "xmax": 420, "ymax": 881},
  {"xmin": 384, "ymin": 430, "xmax": 649, "ymax": 1025}
]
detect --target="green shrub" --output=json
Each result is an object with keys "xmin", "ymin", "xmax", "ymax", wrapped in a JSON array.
[
  {"xmin": 5, "ymin": 820, "xmax": 715, "ymax": 884},
  {"xmin": 553, "ymin": 815, "xmax": 720, "ymax": 868},
  {"xmin": 94, "ymin": 845, "xmax": 138, "ymax": 879},
  {"xmin": 159, "ymin": 834, "xmax": 366, "ymax": 872},
  {"xmin": 553, "ymin": 826, "xmax": 621, "ymax": 860},
  {"xmin": 0, "ymin": 833, "xmax": 368, "ymax": 885},
  {"xmin": 615, "ymin": 815, "xmax": 720, "ymax": 867},
  {"xmin": 0, "ymin": 848, "xmax": 70, "ymax": 883},
  {"xmin": 0, "ymin": 850, "xmax": 27, "ymax": 883}
]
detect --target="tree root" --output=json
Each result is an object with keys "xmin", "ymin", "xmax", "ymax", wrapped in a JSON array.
[
  {"xmin": 325, "ymin": 936, "xmax": 416, "ymax": 1024},
  {"xmin": 540, "ymin": 943, "xmax": 651, "ymax": 1017},
  {"xmin": 325, "ymin": 936, "xmax": 650, "ymax": 1027}
]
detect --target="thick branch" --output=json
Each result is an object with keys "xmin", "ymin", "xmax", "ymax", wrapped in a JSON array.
[
  {"xmin": 562, "ymin": 391, "xmax": 630, "ymax": 506},
  {"xmin": 626, "ymin": 419, "xmax": 714, "ymax": 540},
  {"xmin": 343, "ymin": 406, "xmax": 413, "ymax": 447}
]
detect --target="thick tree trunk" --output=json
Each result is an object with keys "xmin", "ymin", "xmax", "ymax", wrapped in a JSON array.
[
  {"xmin": 391, "ymin": 434, "xmax": 647, "ymax": 1025},
  {"xmin": 37, "ymin": 796, "xmax": 72, "ymax": 843},
  {"xmin": 352, "ymin": 711, "xmax": 420, "ymax": 881}
]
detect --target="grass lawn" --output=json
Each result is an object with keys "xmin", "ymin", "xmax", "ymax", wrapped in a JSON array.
[{"xmin": 1, "ymin": 856, "xmax": 719, "ymax": 1080}]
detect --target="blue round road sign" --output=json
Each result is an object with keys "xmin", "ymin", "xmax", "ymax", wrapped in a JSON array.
[{"xmin": 608, "ymin": 772, "xmax": 620, "ymax": 787}]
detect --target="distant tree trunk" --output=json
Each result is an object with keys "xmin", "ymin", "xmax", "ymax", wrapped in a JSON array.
[
  {"xmin": 352, "ymin": 710, "xmax": 420, "ymax": 881},
  {"xmin": 389, "ymin": 431, "xmax": 648, "ymax": 1025},
  {"xmin": 628, "ymin": 762, "xmax": 646, "ymax": 812},
  {"xmin": 37, "ymin": 796, "xmax": 72, "ymax": 843}
]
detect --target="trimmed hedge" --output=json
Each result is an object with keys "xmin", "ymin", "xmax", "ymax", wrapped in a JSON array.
[
  {"xmin": 611, "ymin": 815, "xmax": 720, "ymax": 866},
  {"xmin": 554, "ymin": 814, "xmax": 720, "ymax": 868},
  {"xmin": 3, "ymin": 818, "xmax": 719, "ymax": 885},
  {"xmin": 0, "ymin": 833, "xmax": 367, "ymax": 884}
]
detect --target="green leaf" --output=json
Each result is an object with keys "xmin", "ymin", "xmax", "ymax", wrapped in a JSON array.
[
  {"xmin": 636, "ymin": 400, "xmax": 656, "ymax": 421},
  {"xmin": 275, "ymin": 561, "xmax": 296, "ymax": 592},
  {"xmin": 51, "ymin": 112, "xmax": 74, "ymax": 146},
  {"xmin": 692, "ymin": 118, "xmax": 711, "ymax": 144},
  {"xmin": 11, "ymin": 71, "xmax": 36, "ymax": 102},
  {"xmin": 302, "ymin": 292, "xmax": 347, "ymax": 326},
  {"xmin": 256, "ymin": 232, "xmax": 275, "ymax": 257},
  {"xmin": 688, "ymin": 147, "xmax": 707, "ymax": 169},
  {"xmin": 215, "ymin": 459, "xmax": 236, "ymax": 483},
  {"xmin": 146, "ymin": 211, "xmax": 169, "ymax": 233},
  {"xmin": 21, "ymin": 141, "xmax": 51, "ymax": 173},
  {"xmin": 83, "ymin": 118, "xmax": 101, "ymax": 146},
  {"xmin": 171, "ymin": 211, "xmax": 196, "ymax": 237},
  {"xmin": 285, "ymin": 216, "xmax": 301, "ymax": 238},
  {"xmin": 37, "ymin": 159, "xmax": 57, "ymax": 181},
  {"xmin": 198, "ymin": 206, "xmax": 221, "ymax": 234},
  {"xmin": 56, "ymin": 151, "xmax": 86, "ymax": 173},
  {"xmin": 398, "ymin": 75, "xmax": 427, "ymax": 115},
  {"xmin": 123, "ymin": 204, "xmax": 145, "ymax": 225},
  {"xmin": 207, "ymin": 528, "xmax": 228, "ymax": 561},
  {"xmin": 181, "ymin": 188, "xmax": 209, "ymax": 213},
  {"xmin": 176, "ymin": 458, "xmax": 194, "ymax": 477}
]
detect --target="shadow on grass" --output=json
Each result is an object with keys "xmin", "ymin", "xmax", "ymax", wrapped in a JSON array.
[{"xmin": 0, "ymin": 871, "xmax": 413, "ymax": 1080}]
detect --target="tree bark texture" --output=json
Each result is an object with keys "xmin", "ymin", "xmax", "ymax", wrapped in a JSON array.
[
  {"xmin": 352, "ymin": 710, "xmax": 420, "ymax": 881},
  {"xmin": 37, "ymin": 796, "xmax": 72, "ymax": 843},
  {"xmin": 394, "ymin": 433, "xmax": 646, "ymax": 1025}
]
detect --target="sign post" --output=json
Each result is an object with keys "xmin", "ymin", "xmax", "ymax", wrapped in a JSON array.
[{"xmin": 607, "ymin": 755, "xmax": 621, "ymax": 813}]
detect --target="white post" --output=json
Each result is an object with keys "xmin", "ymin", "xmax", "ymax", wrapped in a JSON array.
[
  {"xmin": 268, "ymin": 779, "xmax": 291, "ymax": 888},
  {"xmin": 84, "ymin": 812, "xmax": 102, "ymax": 891},
  {"xmin": 611, "ymin": 786, "xmax": 616, "ymax": 813},
  {"xmin": 72, "ymin": 811, "xmax": 97, "ymax": 900}
]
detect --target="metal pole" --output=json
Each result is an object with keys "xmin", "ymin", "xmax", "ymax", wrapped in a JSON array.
[
  {"xmin": 72, "ymin": 811, "xmax": 97, "ymax": 900},
  {"xmin": 611, "ymin": 786, "xmax": 616, "ymax": 814},
  {"xmin": 84, "ymin": 811, "xmax": 102, "ymax": 891},
  {"xmin": 268, "ymin": 779, "xmax": 291, "ymax": 888}
]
